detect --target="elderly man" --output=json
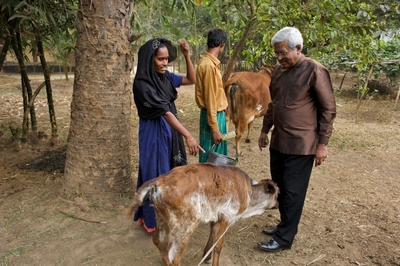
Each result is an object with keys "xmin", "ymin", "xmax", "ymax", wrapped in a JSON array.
[{"xmin": 258, "ymin": 27, "xmax": 337, "ymax": 252}]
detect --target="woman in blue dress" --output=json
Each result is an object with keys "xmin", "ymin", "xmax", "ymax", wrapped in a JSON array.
[{"xmin": 132, "ymin": 38, "xmax": 200, "ymax": 236}]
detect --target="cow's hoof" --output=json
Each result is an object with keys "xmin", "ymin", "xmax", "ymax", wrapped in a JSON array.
[
  {"xmin": 202, "ymin": 254, "xmax": 212, "ymax": 264},
  {"xmin": 245, "ymin": 139, "xmax": 251, "ymax": 143}
]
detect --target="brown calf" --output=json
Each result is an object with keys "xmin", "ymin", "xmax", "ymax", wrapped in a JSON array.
[
  {"xmin": 126, "ymin": 163, "xmax": 279, "ymax": 266},
  {"xmin": 224, "ymin": 65, "xmax": 274, "ymax": 156}
]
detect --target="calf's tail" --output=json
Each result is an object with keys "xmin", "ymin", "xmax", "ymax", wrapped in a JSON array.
[{"xmin": 125, "ymin": 180, "xmax": 157, "ymax": 217}]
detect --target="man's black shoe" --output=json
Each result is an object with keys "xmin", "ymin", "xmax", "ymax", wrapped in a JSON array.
[
  {"xmin": 258, "ymin": 239, "xmax": 290, "ymax": 252},
  {"xmin": 262, "ymin": 227, "xmax": 277, "ymax": 235}
]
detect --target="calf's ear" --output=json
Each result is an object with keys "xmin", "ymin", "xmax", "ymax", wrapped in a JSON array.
[{"xmin": 264, "ymin": 180, "xmax": 277, "ymax": 194}]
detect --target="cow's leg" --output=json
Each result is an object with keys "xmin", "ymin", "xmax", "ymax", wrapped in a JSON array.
[
  {"xmin": 245, "ymin": 121, "xmax": 253, "ymax": 143},
  {"xmin": 152, "ymin": 219, "xmax": 174, "ymax": 266},
  {"xmin": 210, "ymin": 219, "xmax": 229, "ymax": 266},
  {"xmin": 235, "ymin": 123, "xmax": 245, "ymax": 156},
  {"xmin": 225, "ymin": 85, "xmax": 233, "ymax": 132},
  {"xmin": 154, "ymin": 216, "xmax": 200, "ymax": 266},
  {"xmin": 226, "ymin": 112, "xmax": 231, "ymax": 131},
  {"xmin": 169, "ymin": 219, "xmax": 200, "ymax": 266},
  {"xmin": 203, "ymin": 219, "xmax": 229, "ymax": 266},
  {"xmin": 202, "ymin": 221, "xmax": 216, "ymax": 263}
]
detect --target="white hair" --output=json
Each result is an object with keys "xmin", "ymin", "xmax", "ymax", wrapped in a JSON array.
[{"xmin": 271, "ymin": 27, "xmax": 303, "ymax": 50}]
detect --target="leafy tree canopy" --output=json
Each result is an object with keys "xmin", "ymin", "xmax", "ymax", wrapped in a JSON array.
[{"xmin": 132, "ymin": 0, "xmax": 399, "ymax": 76}]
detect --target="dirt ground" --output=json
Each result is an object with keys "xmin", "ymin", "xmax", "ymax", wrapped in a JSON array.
[{"xmin": 1, "ymin": 71, "xmax": 399, "ymax": 266}]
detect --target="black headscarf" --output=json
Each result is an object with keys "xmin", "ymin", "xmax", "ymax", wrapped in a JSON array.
[
  {"xmin": 133, "ymin": 38, "xmax": 187, "ymax": 168},
  {"xmin": 133, "ymin": 38, "xmax": 178, "ymax": 119}
]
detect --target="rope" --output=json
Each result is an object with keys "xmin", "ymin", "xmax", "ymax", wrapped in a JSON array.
[{"xmin": 197, "ymin": 224, "xmax": 230, "ymax": 266}]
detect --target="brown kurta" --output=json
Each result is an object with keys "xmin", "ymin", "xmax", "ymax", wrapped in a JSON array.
[{"xmin": 261, "ymin": 55, "xmax": 336, "ymax": 155}]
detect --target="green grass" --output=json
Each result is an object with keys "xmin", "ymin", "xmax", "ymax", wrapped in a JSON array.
[
  {"xmin": 1, "ymin": 246, "xmax": 25, "ymax": 266},
  {"xmin": 0, "ymin": 124, "xmax": 12, "ymax": 139},
  {"xmin": 3, "ymin": 206, "xmax": 24, "ymax": 231},
  {"xmin": 330, "ymin": 129, "xmax": 375, "ymax": 151}
]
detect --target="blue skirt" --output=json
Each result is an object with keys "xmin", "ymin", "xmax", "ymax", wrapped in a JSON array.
[{"xmin": 134, "ymin": 116, "xmax": 172, "ymax": 229}]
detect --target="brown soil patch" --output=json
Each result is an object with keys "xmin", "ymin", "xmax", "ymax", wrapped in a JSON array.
[{"xmin": 1, "ymin": 72, "xmax": 399, "ymax": 265}]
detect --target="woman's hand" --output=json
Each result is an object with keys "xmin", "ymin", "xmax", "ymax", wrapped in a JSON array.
[
  {"xmin": 178, "ymin": 39, "xmax": 190, "ymax": 57},
  {"xmin": 163, "ymin": 112, "xmax": 203, "ymax": 156},
  {"xmin": 178, "ymin": 39, "xmax": 196, "ymax": 85},
  {"xmin": 185, "ymin": 137, "xmax": 204, "ymax": 156}
]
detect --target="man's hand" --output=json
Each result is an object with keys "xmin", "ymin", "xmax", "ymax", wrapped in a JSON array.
[
  {"xmin": 315, "ymin": 144, "xmax": 328, "ymax": 167},
  {"xmin": 212, "ymin": 131, "xmax": 223, "ymax": 145},
  {"xmin": 258, "ymin": 132, "xmax": 269, "ymax": 151}
]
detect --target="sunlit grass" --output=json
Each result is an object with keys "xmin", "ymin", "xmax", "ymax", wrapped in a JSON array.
[{"xmin": 1, "ymin": 246, "xmax": 25, "ymax": 266}]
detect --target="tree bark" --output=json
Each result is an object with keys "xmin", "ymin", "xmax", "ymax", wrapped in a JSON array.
[
  {"xmin": 0, "ymin": 18, "xmax": 18, "ymax": 71},
  {"xmin": 21, "ymin": 73, "xmax": 29, "ymax": 141},
  {"xmin": 21, "ymin": 81, "xmax": 46, "ymax": 144},
  {"xmin": 0, "ymin": 38, "xmax": 10, "ymax": 71},
  {"xmin": 16, "ymin": 31, "xmax": 38, "ymax": 135},
  {"xmin": 11, "ymin": 33, "xmax": 37, "ymax": 143},
  {"xmin": 222, "ymin": 19, "xmax": 255, "ymax": 83},
  {"xmin": 36, "ymin": 34, "xmax": 60, "ymax": 144},
  {"xmin": 63, "ymin": 62, "xmax": 69, "ymax": 81},
  {"xmin": 63, "ymin": 0, "xmax": 134, "ymax": 200},
  {"xmin": 356, "ymin": 63, "xmax": 375, "ymax": 123},
  {"xmin": 395, "ymin": 82, "xmax": 400, "ymax": 109}
]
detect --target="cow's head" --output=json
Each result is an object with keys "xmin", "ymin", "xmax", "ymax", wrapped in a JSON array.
[
  {"xmin": 260, "ymin": 65, "xmax": 276, "ymax": 77},
  {"xmin": 250, "ymin": 179, "xmax": 279, "ymax": 210},
  {"xmin": 263, "ymin": 179, "xmax": 279, "ymax": 209}
]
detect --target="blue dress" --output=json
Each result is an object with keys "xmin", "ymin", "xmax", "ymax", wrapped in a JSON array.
[{"xmin": 133, "ymin": 72, "xmax": 183, "ymax": 229}]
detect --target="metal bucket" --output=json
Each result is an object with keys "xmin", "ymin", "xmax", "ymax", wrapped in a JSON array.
[{"xmin": 207, "ymin": 141, "xmax": 238, "ymax": 166}]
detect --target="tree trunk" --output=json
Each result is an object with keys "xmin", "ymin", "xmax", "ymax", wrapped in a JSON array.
[
  {"xmin": 21, "ymin": 73, "xmax": 29, "ymax": 141},
  {"xmin": 222, "ymin": 19, "xmax": 255, "ymax": 83},
  {"xmin": 63, "ymin": 62, "xmax": 69, "ymax": 81},
  {"xmin": 11, "ymin": 33, "xmax": 37, "ymax": 143},
  {"xmin": 63, "ymin": 0, "xmax": 134, "ymax": 200},
  {"xmin": 22, "ymin": 81, "xmax": 46, "ymax": 144},
  {"xmin": 394, "ymin": 82, "xmax": 400, "ymax": 109},
  {"xmin": 36, "ymin": 35, "xmax": 60, "ymax": 144},
  {"xmin": 0, "ymin": 18, "xmax": 18, "ymax": 71},
  {"xmin": 17, "ymin": 31, "xmax": 38, "ymax": 135},
  {"xmin": 356, "ymin": 63, "xmax": 375, "ymax": 123},
  {"xmin": 0, "ymin": 38, "xmax": 10, "ymax": 71}
]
